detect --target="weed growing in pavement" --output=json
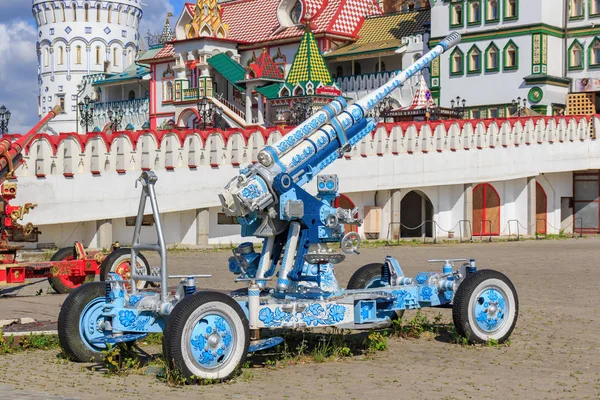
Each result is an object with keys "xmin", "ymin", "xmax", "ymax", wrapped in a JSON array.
[
  {"xmin": 391, "ymin": 311, "xmax": 444, "ymax": 339},
  {"xmin": 0, "ymin": 331, "xmax": 60, "ymax": 353},
  {"xmin": 364, "ymin": 331, "xmax": 387, "ymax": 352},
  {"xmin": 101, "ymin": 343, "xmax": 141, "ymax": 376}
]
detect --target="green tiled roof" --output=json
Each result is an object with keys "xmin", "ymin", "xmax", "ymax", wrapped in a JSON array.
[
  {"xmin": 325, "ymin": 9, "xmax": 430, "ymax": 60},
  {"xmin": 282, "ymin": 29, "xmax": 334, "ymax": 94},
  {"xmin": 208, "ymin": 53, "xmax": 245, "ymax": 91},
  {"xmin": 93, "ymin": 63, "xmax": 150, "ymax": 85},
  {"xmin": 256, "ymin": 83, "xmax": 282, "ymax": 99}
]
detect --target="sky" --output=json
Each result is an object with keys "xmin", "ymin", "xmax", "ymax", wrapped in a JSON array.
[{"xmin": 0, "ymin": 0, "xmax": 190, "ymax": 134}]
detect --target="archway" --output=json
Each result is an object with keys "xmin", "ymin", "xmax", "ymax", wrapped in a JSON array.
[
  {"xmin": 473, "ymin": 183, "xmax": 500, "ymax": 236},
  {"xmin": 335, "ymin": 194, "xmax": 358, "ymax": 233},
  {"xmin": 400, "ymin": 190, "xmax": 434, "ymax": 238},
  {"xmin": 176, "ymin": 108, "xmax": 201, "ymax": 129},
  {"xmin": 536, "ymin": 182, "xmax": 547, "ymax": 234}
]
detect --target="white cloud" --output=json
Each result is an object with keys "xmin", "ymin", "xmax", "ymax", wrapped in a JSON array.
[{"xmin": 0, "ymin": 20, "xmax": 39, "ymax": 134}]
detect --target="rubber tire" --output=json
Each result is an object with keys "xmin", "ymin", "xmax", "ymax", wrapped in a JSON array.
[
  {"xmin": 452, "ymin": 269, "xmax": 519, "ymax": 344},
  {"xmin": 347, "ymin": 263, "xmax": 405, "ymax": 321},
  {"xmin": 58, "ymin": 282, "xmax": 107, "ymax": 363},
  {"xmin": 99, "ymin": 248, "xmax": 150, "ymax": 289},
  {"xmin": 48, "ymin": 247, "xmax": 95, "ymax": 295},
  {"xmin": 163, "ymin": 291, "xmax": 249, "ymax": 382}
]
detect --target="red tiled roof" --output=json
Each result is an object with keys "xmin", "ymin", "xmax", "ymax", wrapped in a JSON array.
[
  {"xmin": 154, "ymin": 44, "xmax": 175, "ymax": 59},
  {"xmin": 219, "ymin": 0, "xmax": 381, "ymax": 44},
  {"xmin": 248, "ymin": 50, "xmax": 284, "ymax": 79}
]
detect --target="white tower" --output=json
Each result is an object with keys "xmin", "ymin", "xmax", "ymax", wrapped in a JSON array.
[{"xmin": 32, "ymin": 0, "xmax": 143, "ymax": 133}]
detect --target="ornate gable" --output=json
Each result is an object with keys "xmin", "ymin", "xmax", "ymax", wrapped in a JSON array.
[{"xmin": 185, "ymin": 0, "xmax": 230, "ymax": 39}]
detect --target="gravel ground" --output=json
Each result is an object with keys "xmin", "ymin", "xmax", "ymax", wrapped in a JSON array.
[{"xmin": 0, "ymin": 237, "xmax": 599, "ymax": 399}]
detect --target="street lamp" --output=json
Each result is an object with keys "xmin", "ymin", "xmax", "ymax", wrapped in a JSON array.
[
  {"xmin": 0, "ymin": 105, "xmax": 11, "ymax": 135},
  {"xmin": 196, "ymin": 96, "xmax": 222, "ymax": 130},
  {"xmin": 290, "ymin": 97, "xmax": 314, "ymax": 126},
  {"xmin": 107, "ymin": 106, "xmax": 124, "ymax": 131},
  {"xmin": 450, "ymin": 96, "xmax": 467, "ymax": 119},
  {"xmin": 512, "ymin": 97, "xmax": 527, "ymax": 117},
  {"xmin": 78, "ymin": 95, "xmax": 94, "ymax": 133},
  {"xmin": 370, "ymin": 96, "xmax": 394, "ymax": 123}
]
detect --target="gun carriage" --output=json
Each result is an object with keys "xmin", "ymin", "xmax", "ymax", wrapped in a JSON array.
[
  {"xmin": 0, "ymin": 106, "xmax": 147, "ymax": 294},
  {"xmin": 58, "ymin": 32, "xmax": 519, "ymax": 381}
]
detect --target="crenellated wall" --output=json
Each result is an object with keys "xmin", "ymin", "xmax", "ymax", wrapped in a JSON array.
[{"xmin": 11, "ymin": 114, "xmax": 600, "ymax": 245}]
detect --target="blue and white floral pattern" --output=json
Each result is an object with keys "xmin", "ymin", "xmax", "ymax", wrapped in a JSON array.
[
  {"xmin": 118, "ymin": 310, "xmax": 151, "ymax": 330},
  {"xmin": 474, "ymin": 288, "xmax": 506, "ymax": 332},
  {"xmin": 190, "ymin": 315, "xmax": 234, "ymax": 368},
  {"xmin": 421, "ymin": 287, "xmax": 433, "ymax": 301},
  {"xmin": 242, "ymin": 183, "xmax": 264, "ymax": 200},
  {"xmin": 258, "ymin": 303, "xmax": 348, "ymax": 328},
  {"xmin": 288, "ymin": 147, "xmax": 315, "ymax": 169}
]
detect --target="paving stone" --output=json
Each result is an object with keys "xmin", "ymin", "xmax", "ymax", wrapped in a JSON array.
[{"xmin": 0, "ymin": 384, "xmax": 79, "ymax": 400}]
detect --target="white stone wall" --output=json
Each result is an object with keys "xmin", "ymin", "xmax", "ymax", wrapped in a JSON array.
[
  {"xmin": 10, "ymin": 115, "xmax": 598, "ymax": 247},
  {"xmin": 33, "ymin": 0, "xmax": 143, "ymax": 134}
]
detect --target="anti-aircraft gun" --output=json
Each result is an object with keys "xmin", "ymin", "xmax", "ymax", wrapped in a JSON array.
[
  {"xmin": 57, "ymin": 32, "xmax": 519, "ymax": 382},
  {"xmin": 219, "ymin": 32, "xmax": 463, "ymax": 293}
]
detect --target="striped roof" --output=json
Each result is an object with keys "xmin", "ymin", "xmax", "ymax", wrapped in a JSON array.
[{"xmin": 400, "ymin": 75, "xmax": 434, "ymax": 110}]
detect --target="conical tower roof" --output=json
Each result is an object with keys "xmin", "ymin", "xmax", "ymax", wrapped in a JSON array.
[
  {"xmin": 280, "ymin": 27, "xmax": 336, "ymax": 96},
  {"xmin": 401, "ymin": 75, "xmax": 434, "ymax": 110}
]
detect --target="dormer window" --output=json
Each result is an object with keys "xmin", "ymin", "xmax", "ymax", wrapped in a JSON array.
[
  {"xmin": 291, "ymin": 1, "xmax": 302, "ymax": 24},
  {"xmin": 277, "ymin": 0, "xmax": 303, "ymax": 28}
]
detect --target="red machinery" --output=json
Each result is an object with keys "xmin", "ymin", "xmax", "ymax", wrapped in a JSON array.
[{"xmin": 0, "ymin": 106, "xmax": 138, "ymax": 294}]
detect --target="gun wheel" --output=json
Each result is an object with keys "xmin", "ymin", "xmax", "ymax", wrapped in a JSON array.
[
  {"xmin": 347, "ymin": 263, "xmax": 404, "ymax": 321},
  {"xmin": 48, "ymin": 247, "xmax": 95, "ymax": 294},
  {"xmin": 452, "ymin": 269, "xmax": 518, "ymax": 344},
  {"xmin": 99, "ymin": 248, "xmax": 150, "ymax": 290},
  {"xmin": 58, "ymin": 282, "xmax": 109, "ymax": 362},
  {"xmin": 163, "ymin": 291, "xmax": 249, "ymax": 382}
]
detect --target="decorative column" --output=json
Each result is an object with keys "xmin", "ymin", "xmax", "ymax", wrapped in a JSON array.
[
  {"xmin": 463, "ymin": 183, "xmax": 473, "ymax": 239},
  {"xmin": 66, "ymin": 46, "xmax": 71, "ymax": 80},
  {"xmin": 245, "ymin": 85, "xmax": 253, "ymax": 125},
  {"xmin": 196, "ymin": 208, "xmax": 209, "ymax": 246},
  {"xmin": 527, "ymin": 177, "xmax": 537, "ymax": 236},
  {"xmin": 86, "ymin": 46, "xmax": 91, "ymax": 74},
  {"xmin": 257, "ymin": 93, "xmax": 264, "ymax": 124},
  {"xmin": 96, "ymin": 219, "xmax": 113, "ymax": 249},
  {"xmin": 390, "ymin": 189, "xmax": 401, "ymax": 240},
  {"xmin": 49, "ymin": 47, "xmax": 55, "ymax": 80}
]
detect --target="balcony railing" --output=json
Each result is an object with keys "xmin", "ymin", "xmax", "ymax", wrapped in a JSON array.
[
  {"xmin": 91, "ymin": 98, "xmax": 150, "ymax": 130},
  {"xmin": 183, "ymin": 88, "xmax": 199, "ymax": 101},
  {"xmin": 335, "ymin": 70, "xmax": 401, "ymax": 93}
]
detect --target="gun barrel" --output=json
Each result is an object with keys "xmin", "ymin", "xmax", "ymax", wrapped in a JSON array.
[
  {"xmin": 257, "ymin": 32, "xmax": 461, "ymax": 172},
  {"xmin": 0, "ymin": 105, "xmax": 62, "ymax": 182}
]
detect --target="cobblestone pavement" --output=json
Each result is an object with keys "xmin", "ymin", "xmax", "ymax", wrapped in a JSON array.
[{"xmin": 0, "ymin": 384, "xmax": 78, "ymax": 400}]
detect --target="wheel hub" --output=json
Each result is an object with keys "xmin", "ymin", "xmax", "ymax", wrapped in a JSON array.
[
  {"xmin": 473, "ymin": 288, "xmax": 507, "ymax": 333},
  {"xmin": 189, "ymin": 315, "xmax": 234, "ymax": 369}
]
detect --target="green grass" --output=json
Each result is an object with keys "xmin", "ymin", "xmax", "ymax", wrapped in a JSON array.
[{"xmin": 0, "ymin": 331, "xmax": 61, "ymax": 353}]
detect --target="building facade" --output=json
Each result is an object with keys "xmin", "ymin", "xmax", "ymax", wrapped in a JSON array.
[
  {"xmin": 32, "ymin": 0, "xmax": 143, "ymax": 134},
  {"xmin": 429, "ymin": 0, "xmax": 600, "ymax": 117}
]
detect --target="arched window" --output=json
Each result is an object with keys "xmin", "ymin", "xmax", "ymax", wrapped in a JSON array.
[
  {"xmin": 117, "ymin": 6, "xmax": 122, "ymax": 24},
  {"xmin": 61, "ymin": 4, "xmax": 66, "ymax": 22},
  {"xmin": 505, "ymin": 0, "xmax": 518, "ymax": 18},
  {"xmin": 504, "ymin": 41, "xmax": 518, "ymax": 70},
  {"xmin": 336, "ymin": 66, "xmax": 343, "ymax": 78},
  {"xmin": 96, "ymin": 4, "xmax": 101, "ymax": 22},
  {"xmin": 353, "ymin": 61, "xmax": 362, "ymax": 75},
  {"xmin": 107, "ymin": 5, "xmax": 112, "ymax": 23},
  {"xmin": 113, "ymin": 48, "xmax": 118, "ymax": 66},
  {"xmin": 58, "ymin": 46, "xmax": 64, "ymax": 65},
  {"xmin": 96, "ymin": 46, "xmax": 101, "ymax": 64},
  {"xmin": 485, "ymin": 43, "xmax": 499, "ymax": 72},
  {"xmin": 376, "ymin": 61, "xmax": 386, "ymax": 72},
  {"xmin": 165, "ymin": 81, "xmax": 174, "ymax": 101},
  {"xmin": 128, "ymin": 90, "xmax": 136, "ymax": 100},
  {"xmin": 413, "ymin": 53, "xmax": 422, "ymax": 63},
  {"xmin": 127, "ymin": 50, "xmax": 133, "ymax": 66},
  {"xmin": 451, "ymin": 3, "xmax": 463, "ymax": 26},
  {"xmin": 591, "ymin": 39, "xmax": 600, "ymax": 66},
  {"xmin": 467, "ymin": 46, "xmax": 481, "ymax": 73},
  {"xmin": 469, "ymin": 1, "xmax": 481, "ymax": 24},
  {"xmin": 486, "ymin": 0, "xmax": 498, "ymax": 21},
  {"xmin": 570, "ymin": 0, "xmax": 583, "ymax": 18},
  {"xmin": 84, "ymin": 4, "xmax": 89, "ymax": 21},
  {"xmin": 569, "ymin": 40, "xmax": 584, "ymax": 70},
  {"xmin": 450, "ymin": 47, "xmax": 464, "ymax": 75},
  {"xmin": 76, "ymin": 46, "xmax": 82, "ymax": 64},
  {"xmin": 43, "ymin": 48, "xmax": 49, "ymax": 67},
  {"xmin": 72, "ymin": 2, "xmax": 77, "ymax": 21}
]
